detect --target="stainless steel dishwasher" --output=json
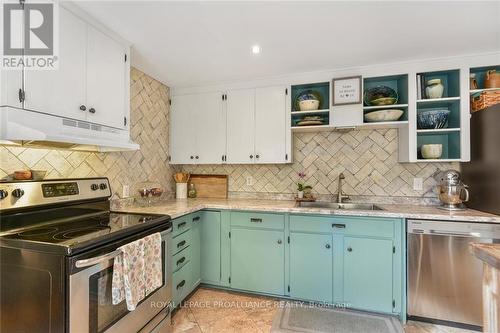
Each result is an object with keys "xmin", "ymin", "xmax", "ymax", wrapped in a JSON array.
[{"xmin": 407, "ymin": 219, "xmax": 500, "ymax": 329}]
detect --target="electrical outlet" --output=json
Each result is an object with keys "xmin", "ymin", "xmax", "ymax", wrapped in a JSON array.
[
  {"xmin": 122, "ymin": 185, "xmax": 130, "ymax": 198},
  {"xmin": 246, "ymin": 176, "xmax": 253, "ymax": 186},
  {"xmin": 413, "ymin": 178, "xmax": 423, "ymax": 191}
]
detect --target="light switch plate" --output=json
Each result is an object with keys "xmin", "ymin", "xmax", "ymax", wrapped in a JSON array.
[
  {"xmin": 246, "ymin": 176, "xmax": 253, "ymax": 186},
  {"xmin": 122, "ymin": 185, "xmax": 130, "ymax": 198},
  {"xmin": 413, "ymin": 178, "xmax": 423, "ymax": 191}
]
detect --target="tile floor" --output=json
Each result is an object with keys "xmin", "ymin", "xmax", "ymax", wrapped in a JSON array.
[{"xmin": 172, "ymin": 287, "xmax": 477, "ymax": 333}]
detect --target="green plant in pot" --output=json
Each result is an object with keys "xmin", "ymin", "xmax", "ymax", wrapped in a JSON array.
[{"xmin": 297, "ymin": 172, "xmax": 312, "ymax": 199}]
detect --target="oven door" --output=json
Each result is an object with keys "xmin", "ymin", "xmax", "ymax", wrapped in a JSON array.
[{"xmin": 69, "ymin": 228, "xmax": 172, "ymax": 333}]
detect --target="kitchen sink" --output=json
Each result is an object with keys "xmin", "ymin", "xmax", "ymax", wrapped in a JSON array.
[{"xmin": 298, "ymin": 202, "xmax": 383, "ymax": 211}]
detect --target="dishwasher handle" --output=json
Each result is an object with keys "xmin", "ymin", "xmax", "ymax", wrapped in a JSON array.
[{"xmin": 429, "ymin": 229, "xmax": 478, "ymax": 237}]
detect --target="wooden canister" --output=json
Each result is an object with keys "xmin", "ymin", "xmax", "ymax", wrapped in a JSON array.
[{"xmin": 484, "ymin": 70, "xmax": 500, "ymax": 89}]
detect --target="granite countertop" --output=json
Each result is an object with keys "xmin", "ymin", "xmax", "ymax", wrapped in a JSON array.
[
  {"xmin": 112, "ymin": 198, "xmax": 500, "ymax": 223},
  {"xmin": 470, "ymin": 243, "xmax": 500, "ymax": 270}
]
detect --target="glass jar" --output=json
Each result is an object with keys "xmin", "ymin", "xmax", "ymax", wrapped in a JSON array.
[{"xmin": 188, "ymin": 183, "xmax": 197, "ymax": 198}]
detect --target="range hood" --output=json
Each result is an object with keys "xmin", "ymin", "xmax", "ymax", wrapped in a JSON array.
[{"xmin": 0, "ymin": 107, "xmax": 139, "ymax": 152}]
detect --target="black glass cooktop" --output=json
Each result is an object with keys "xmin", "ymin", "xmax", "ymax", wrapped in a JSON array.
[{"xmin": 0, "ymin": 204, "xmax": 171, "ymax": 255}]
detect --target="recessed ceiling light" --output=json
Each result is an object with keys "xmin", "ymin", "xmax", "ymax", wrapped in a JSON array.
[{"xmin": 252, "ymin": 45, "xmax": 261, "ymax": 54}]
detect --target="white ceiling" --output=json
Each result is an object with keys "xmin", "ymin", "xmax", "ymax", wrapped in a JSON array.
[{"xmin": 75, "ymin": 1, "xmax": 500, "ymax": 88}]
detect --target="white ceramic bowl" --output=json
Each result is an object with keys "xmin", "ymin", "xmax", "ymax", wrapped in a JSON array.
[
  {"xmin": 364, "ymin": 109, "xmax": 404, "ymax": 122},
  {"xmin": 421, "ymin": 144, "xmax": 443, "ymax": 159},
  {"xmin": 299, "ymin": 99, "xmax": 320, "ymax": 111}
]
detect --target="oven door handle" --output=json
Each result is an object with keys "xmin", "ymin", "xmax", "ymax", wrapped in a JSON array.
[{"xmin": 75, "ymin": 249, "xmax": 122, "ymax": 268}]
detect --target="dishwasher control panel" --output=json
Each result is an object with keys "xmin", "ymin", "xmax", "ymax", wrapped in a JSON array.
[{"xmin": 408, "ymin": 219, "xmax": 500, "ymax": 238}]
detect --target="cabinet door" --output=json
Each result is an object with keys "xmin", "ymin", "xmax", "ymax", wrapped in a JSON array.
[
  {"xmin": 190, "ymin": 213, "xmax": 201, "ymax": 290},
  {"xmin": 24, "ymin": 7, "xmax": 87, "ymax": 121},
  {"xmin": 226, "ymin": 88, "xmax": 255, "ymax": 164},
  {"xmin": 254, "ymin": 86, "xmax": 287, "ymax": 163},
  {"xmin": 170, "ymin": 94, "xmax": 196, "ymax": 164},
  {"xmin": 193, "ymin": 92, "xmax": 225, "ymax": 164},
  {"xmin": 200, "ymin": 211, "xmax": 221, "ymax": 285},
  {"xmin": 0, "ymin": 5, "xmax": 23, "ymax": 108},
  {"xmin": 230, "ymin": 228, "xmax": 284, "ymax": 295},
  {"xmin": 290, "ymin": 232, "xmax": 333, "ymax": 303},
  {"xmin": 86, "ymin": 25, "xmax": 126, "ymax": 128},
  {"xmin": 343, "ymin": 237, "xmax": 393, "ymax": 313}
]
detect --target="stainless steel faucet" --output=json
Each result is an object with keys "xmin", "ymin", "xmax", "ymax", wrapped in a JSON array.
[{"xmin": 337, "ymin": 173, "xmax": 350, "ymax": 203}]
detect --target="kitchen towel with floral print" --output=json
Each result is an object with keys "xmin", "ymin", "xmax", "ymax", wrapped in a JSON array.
[{"xmin": 112, "ymin": 233, "xmax": 163, "ymax": 311}]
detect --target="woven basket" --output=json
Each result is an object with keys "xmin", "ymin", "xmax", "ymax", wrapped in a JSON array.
[{"xmin": 471, "ymin": 90, "xmax": 500, "ymax": 113}]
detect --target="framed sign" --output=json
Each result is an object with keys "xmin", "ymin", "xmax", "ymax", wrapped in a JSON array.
[{"xmin": 332, "ymin": 76, "xmax": 362, "ymax": 106}]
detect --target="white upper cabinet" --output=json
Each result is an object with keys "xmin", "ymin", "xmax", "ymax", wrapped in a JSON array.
[
  {"xmin": 24, "ymin": 7, "xmax": 87, "ymax": 121},
  {"xmin": 1, "ymin": 4, "xmax": 129, "ymax": 130},
  {"xmin": 193, "ymin": 92, "xmax": 225, "ymax": 164},
  {"xmin": 170, "ymin": 85, "xmax": 289, "ymax": 165},
  {"xmin": 86, "ymin": 26, "xmax": 127, "ymax": 129},
  {"xmin": 255, "ymin": 86, "xmax": 287, "ymax": 163},
  {"xmin": 226, "ymin": 88, "xmax": 255, "ymax": 164},
  {"xmin": 170, "ymin": 94, "xmax": 195, "ymax": 164}
]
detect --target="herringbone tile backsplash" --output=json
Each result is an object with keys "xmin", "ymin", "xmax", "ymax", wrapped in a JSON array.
[
  {"xmin": 0, "ymin": 68, "xmax": 176, "ymax": 197},
  {"xmin": 182, "ymin": 130, "xmax": 459, "ymax": 201},
  {"xmin": 0, "ymin": 67, "xmax": 458, "ymax": 201}
]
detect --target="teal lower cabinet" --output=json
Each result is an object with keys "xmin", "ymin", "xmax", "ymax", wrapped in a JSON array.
[
  {"xmin": 190, "ymin": 212, "xmax": 202, "ymax": 289},
  {"xmin": 200, "ymin": 211, "xmax": 221, "ymax": 285},
  {"xmin": 230, "ymin": 227, "xmax": 285, "ymax": 295},
  {"xmin": 343, "ymin": 236, "xmax": 394, "ymax": 313},
  {"xmin": 169, "ymin": 210, "xmax": 405, "ymax": 321},
  {"xmin": 289, "ymin": 232, "xmax": 333, "ymax": 303}
]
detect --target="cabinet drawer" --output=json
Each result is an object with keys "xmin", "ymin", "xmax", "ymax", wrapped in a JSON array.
[
  {"xmin": 290, "ymin": 215, "xmax": 333, "ymax": 233},
  {"xmin": 172, "ymin": 261, "xmax": 191, "ymax": 306},
  {"xmin": 334, "ymin": 217, "xmax": 395, "ymax": 238},
  {"xmin": 172, "ymin": 246, "xmax": 191, "ymax": 273},
  {"xmin": 172, "ymin": 215, "xmax": 191, "ymax": 237},
  {"xmin": 230, "ymin": 211, "xmax": 284, "ymax": 230},
  {"xmin": 172, "ymin": 229, "xmax": 191, "ymax": 255}
]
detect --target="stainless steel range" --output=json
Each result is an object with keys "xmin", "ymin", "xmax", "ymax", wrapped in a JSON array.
[{"xmin": 0, "ymin": 178, "xmax": 173, "ymax": 333}]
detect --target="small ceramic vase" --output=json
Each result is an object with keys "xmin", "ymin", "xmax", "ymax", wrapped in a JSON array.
[
  {"xmin": 470, "ymin": 73, "xmax": 478, "ymax": 90},
  {"xmin": 297, "ymin": 191, "xmax": 304, "ymax": 199},
  {"xmin": 426, "ymin": 79, "xmax": 444, "ymax": 99},
  {"xmin": 484, "ymin": 70, "xmax": 500, "ymax": 89}
]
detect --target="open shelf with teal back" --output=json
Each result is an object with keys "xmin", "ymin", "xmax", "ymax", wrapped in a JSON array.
[
  {"xmin": 291, "ymin": 82, "xmax": 330, "ymax": 127},
  {"xmin": 363, "ymin": 74, "xmax": 408, "ymax": 123},
  {"xmin": 417, "ymin": 131, "xmax": 460, "ymax": 160},
  {"xmin": 418, "ymin": 69, "xmax": 460, "ymax": 99},
  {"xmin": 416, "ymin": 99, "xmax": 461, "ymax": 130},
  {"xmin": 470, "ymin": 65, "xmax": 500, "ymax": 90}
]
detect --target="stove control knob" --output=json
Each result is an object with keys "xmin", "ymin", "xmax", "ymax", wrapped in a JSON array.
[
  {"xmin": 90, "ymin": 184, "xmax": 99, "ymax": 191},
  {"xmin": 12, "ymin": 188, "xmax": 24, "ymax": 198},
  {"xmin": 99, "ymin": 183, "xmax": 108, "ymax": 190},
  {"xmin": 0, "ymin": 189, "xmax": 8, "ymax": 200}
]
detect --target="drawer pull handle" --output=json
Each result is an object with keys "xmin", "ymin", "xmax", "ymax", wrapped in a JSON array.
[
  {"xmin": 176, "ymin": 280, "xmax": 185, "ymax": 289},
  {"xmin": 250, "ymin": 218, "xmax": 263, "ymax": 223},
  {"xmin": 176, "ymin": 257, "xmax": 186, "ymax": 266},
  {"xmin": 332, "ymin": 224, "xmax": 346, "ymax": 228},
  {"xmin": 347, "ymin": 246, "xmax": 353, "ymax": 252},
  {"xmin": 325, "ymin": 244, "xmax": 331, "ymax": 249},
  {"xmin": 177, "ymin": 222, "xmax": 187, "ymax": 229},
  {"xmin": 177, "ymin": 240, "xmax": 186, "ymax": 248},
  {"xmin": 192, "ymin": 216, "xmax": 200, "ymax": 222}
]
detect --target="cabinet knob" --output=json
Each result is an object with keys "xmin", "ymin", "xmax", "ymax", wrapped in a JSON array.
[
  {"xmin": 256, "ymin": 154, "xmax": 260, "ymax": 159},
  {"xmin": 277, "ymin": 239, "xmax": 282, "ymax": 244},
  {"xmin": 89, "ymin": 108, "xmax": 96, "ymax": 114},
  {"xmin": 195, "ymin": 156, "xmax": 199, "ymax": 159},
  {"xmin": 347, "ymin": 246, "xmax": 352, "ymax": 252},
  {"xmin": 190, "ymin": 156, "xmax": 194, "ymax": 159},
  {"xmin": 250, "ymin": 155, "xmax": 253, "ymax": 159},
  {"xmin": 79, "ymin": 105, "xmax": 86, "ymax": 111},
  {"xmin": 325, "ymin": 244, "xmax": 331, "ymax": 249}
]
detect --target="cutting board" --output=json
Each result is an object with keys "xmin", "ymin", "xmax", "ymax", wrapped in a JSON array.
[{"xmin": 189, "ymin": 174, "xmax": 228, "ymax": 199}]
